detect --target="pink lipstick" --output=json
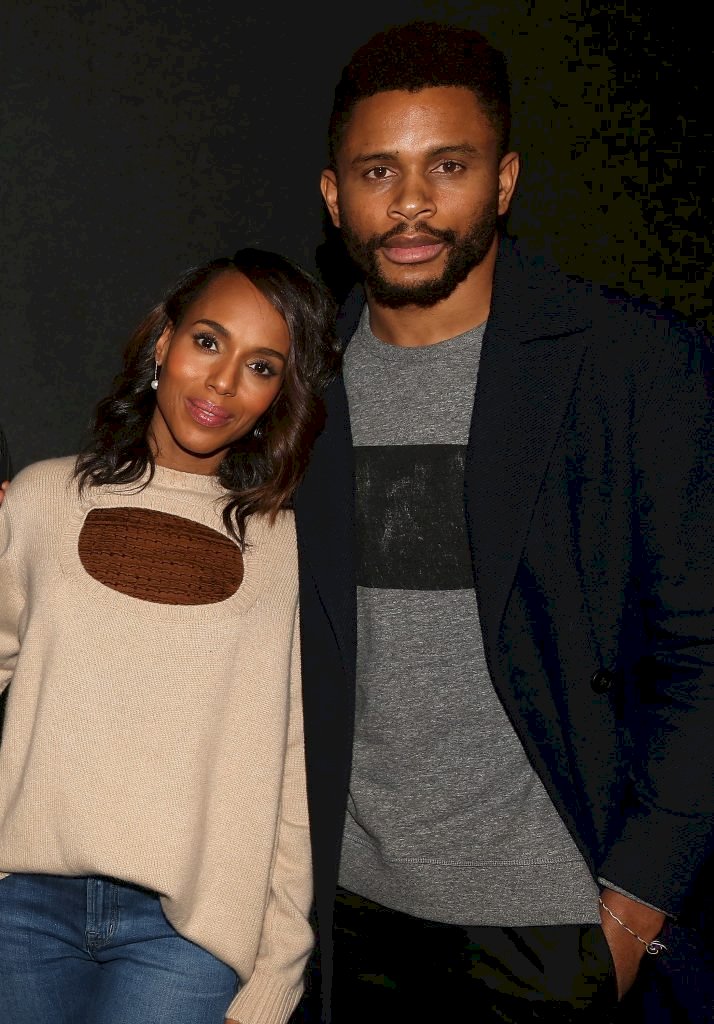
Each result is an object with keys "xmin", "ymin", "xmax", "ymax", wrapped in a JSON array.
[{"xmin": 186, "ymin": 399, "xmax": 232, "ymax": 427}]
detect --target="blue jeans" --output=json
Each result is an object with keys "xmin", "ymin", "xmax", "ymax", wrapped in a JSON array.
[{"xmin": 0, "ymin": 873, "xmax": 238, "ymax": 1023}]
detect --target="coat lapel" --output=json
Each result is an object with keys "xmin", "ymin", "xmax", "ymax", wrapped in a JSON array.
[
  {"xmin": 465, "ymin": 239, "xmax": 592, "ymax": 654},
  {"xmin": 294, "ymin": 293, "xmax": 363, "ymax": 679}
]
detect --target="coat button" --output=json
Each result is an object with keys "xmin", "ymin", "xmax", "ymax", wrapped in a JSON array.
[{"xmin": 591, "ymin": 668, "xmax": 615, "ymax": 693}]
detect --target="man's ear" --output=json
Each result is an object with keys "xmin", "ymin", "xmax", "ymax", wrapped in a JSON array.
[
  {"xmin": 320, "ymin": 169, "xmax": 341, "ymax": 228},
  {"xmin": 497, "ymin": 152, "xmax": 520, "ymax": 217}
]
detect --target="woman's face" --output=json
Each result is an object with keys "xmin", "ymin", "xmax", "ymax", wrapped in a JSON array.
[{"xmin": 149, "ymin": 270, "xmax": 291, "ymax": 475}]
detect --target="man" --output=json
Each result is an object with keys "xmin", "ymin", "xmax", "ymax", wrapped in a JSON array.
[{"xmin": 294, "ymin": 19, "xmax": 713, "ymax": 1023}]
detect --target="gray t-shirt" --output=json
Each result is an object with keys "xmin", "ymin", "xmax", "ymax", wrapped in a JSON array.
[{"xmin": 340, "ymin": 306, "xmax": 600, "ymax": 926}]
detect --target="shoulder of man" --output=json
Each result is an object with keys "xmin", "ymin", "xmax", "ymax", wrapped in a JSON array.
[
  {"xmin": 497, "ymin": 234, "xmax": 711, "ymax": 370},
  {"xmin": 586, "ymin": 279, "xmax": 711, "ymax": 385}
]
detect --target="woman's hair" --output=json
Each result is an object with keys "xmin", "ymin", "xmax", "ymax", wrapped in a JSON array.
[{"xmin": 75, "ymin": 247, "xmax": 341, "ymax": 545}]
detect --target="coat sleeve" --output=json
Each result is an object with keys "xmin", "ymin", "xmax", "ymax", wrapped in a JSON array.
[
  {"xmin": 599, "ymin": 323, "xmax": 714, "ymax": 913},
  {"xmin": 226, "ymin": 612, "xmax": 314, "ymax": 1024}
]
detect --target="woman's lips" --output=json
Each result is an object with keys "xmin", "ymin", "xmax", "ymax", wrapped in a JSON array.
[
  {"xmin": 186, "ymin": 399, "xmax": 232, "ymax": 427},
  {"xmin": 381, "ymin": 236, "xmax": 445, "ymax": 264}
]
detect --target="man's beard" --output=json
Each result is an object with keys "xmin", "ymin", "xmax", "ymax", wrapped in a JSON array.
[{"xmin": 339, "ymin": 196, "xmax": 499, "ymax": 309}]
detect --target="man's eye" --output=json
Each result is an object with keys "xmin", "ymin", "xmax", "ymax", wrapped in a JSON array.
[
  {"xmin": 365, "ymin": 166, "xmax": 393, "ymax": 180},
  {"xmin": 436, "ymin": 160, "xmax": 464, "ymax": 174}
]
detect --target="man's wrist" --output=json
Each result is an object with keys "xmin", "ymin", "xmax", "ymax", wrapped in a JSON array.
[{"xmin": 599, "ymin": 888, "xmax": 667, "ymax": 953}]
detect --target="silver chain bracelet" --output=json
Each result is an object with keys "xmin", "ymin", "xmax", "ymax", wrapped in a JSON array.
[{"xmin": 598, "ymin": 897, "xmax": 668, "ymax": 955}]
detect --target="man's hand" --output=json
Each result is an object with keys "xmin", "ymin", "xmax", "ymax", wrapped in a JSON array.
[{"xmin": 599, "ymin": 889, "xmax": 667, "ymax": 999}]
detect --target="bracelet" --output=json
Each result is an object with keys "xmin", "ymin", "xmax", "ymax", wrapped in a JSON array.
[{"xmin": 598, "ymin": 897, "xmax": 668, "ymax": 955}]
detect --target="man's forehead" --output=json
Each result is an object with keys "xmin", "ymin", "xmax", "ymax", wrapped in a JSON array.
[
  {"xmin": 350, "ymin": 85, "xmax": 484, "ymax": 116},
  {"xmin": 340, "ymin": 87, "xmax": 497, "ymax": 153}
]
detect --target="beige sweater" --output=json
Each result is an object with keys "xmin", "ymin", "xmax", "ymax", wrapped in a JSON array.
[{"xmin": 0, "ymin": 456, "xmax": 313, "ymax": 1024}]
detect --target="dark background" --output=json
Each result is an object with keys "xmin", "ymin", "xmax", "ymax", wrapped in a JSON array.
[{"xmin": 1, "ymin": 1, "xmax": 710, "ymax": 476}]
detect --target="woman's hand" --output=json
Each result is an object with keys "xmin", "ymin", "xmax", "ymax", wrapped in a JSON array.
[{"xmin": 0, "ymin": 481, "xmax": 8, "ymax": 505}]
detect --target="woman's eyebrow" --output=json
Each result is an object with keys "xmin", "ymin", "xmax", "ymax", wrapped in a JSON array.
[
  {"xmin": 191, "ymin": 318, "xmax": 229, "ymax": 337},
  {"xmin": 254, "ymin": 347, "xmax": 288, "ymax": 362}
]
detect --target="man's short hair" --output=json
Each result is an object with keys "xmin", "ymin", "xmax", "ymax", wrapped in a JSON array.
[{"xmin": 327, "ymin": 20, "xmax": 512, "ymax": 168}]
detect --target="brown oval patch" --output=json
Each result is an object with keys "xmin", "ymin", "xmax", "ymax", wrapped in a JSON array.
[{"xmin": 78, "ymin": 507, "xmax": 244, "ymax": 604}]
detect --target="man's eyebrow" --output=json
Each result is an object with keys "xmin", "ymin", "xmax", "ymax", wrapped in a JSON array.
[
  {"xmin": 350, "ymin": 150, "xmax": 399, "ymax": 167},
  {"xmin": 351, "ymin": 143, "xmax": 481, "ymax": 166},
  {"xmin": 191, "ymin": 318, "xmax": 229, "ymax": 336},
  {"xmin": 429, "ymin": 143, "xmax": 481, "ymax": 158}
]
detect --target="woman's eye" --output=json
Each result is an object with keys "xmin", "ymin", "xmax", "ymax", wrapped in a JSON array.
[
  {"xmin": 194, "ymin": 332, "xmax": 218, "ymax": 351},
  {"xmin": 249, "ymin": 360, "xmax": 276, "ymax": 378}
]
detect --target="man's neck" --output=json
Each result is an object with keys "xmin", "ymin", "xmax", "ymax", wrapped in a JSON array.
[{"xmin": 365, "ymin": 237, "xmax": 497, "ymax": 348}]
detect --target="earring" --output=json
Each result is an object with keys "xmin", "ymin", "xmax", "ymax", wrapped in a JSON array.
[
  {"xmin": 150, "ymin": 362, "xmax": 159, "ymax": 390},
  {"xmin": 253, "ymin": 423, "xmax": 264, "ymax": 440}
]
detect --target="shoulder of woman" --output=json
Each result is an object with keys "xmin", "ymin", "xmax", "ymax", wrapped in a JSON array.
[{"xmin": 4, "ymin": 455, "xmax": 78, "ymax": 510}]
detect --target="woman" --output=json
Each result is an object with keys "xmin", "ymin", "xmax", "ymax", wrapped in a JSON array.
[{"xmin": 0, "ymin": 247, "xmax": 340, "ymax": 1024}]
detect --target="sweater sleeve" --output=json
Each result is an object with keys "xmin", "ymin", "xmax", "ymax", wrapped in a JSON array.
[
  {"xmin": 0, "ymin": 499, "xmax": 25, "ymax": 695},
  {"xmin": 226, "ymin": 613, "xmax": 314, "ymax": 1024}
]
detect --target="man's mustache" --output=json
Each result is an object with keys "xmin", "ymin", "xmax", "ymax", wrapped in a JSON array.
[{"xmin": 372, "ymin": 222, "xmax": 457, "ymax": 248}]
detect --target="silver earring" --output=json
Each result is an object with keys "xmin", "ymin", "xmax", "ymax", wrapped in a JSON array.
[
  {"xmin": 253, "ymin": 423, "xmax": 264, "ymax": 440},
  {"xmin": 150, "ymin": 362, "xmax": 159, "ymax": 390}
]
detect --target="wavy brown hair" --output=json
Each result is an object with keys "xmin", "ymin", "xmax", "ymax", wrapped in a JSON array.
[{"xmin": 75, "ymin": 247, "xmax": 341, "ymax": 546}]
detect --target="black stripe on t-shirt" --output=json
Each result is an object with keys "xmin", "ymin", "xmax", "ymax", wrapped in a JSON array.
[{"xmin": 354, "ymin": 444, "xmax": 473, "ymax": 591}]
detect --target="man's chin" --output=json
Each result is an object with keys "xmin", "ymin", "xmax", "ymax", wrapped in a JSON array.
[{"xmin": 366, "ymin": 272, "xmax": 460, "ymax": 309}]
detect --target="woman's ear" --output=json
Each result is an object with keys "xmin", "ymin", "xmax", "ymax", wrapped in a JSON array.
[{"xmin": 154, "ymin": 324, "xmax": 172, "ymax": 366}]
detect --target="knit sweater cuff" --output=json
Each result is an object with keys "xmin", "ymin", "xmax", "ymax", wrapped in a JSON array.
[{"xmin": 226, "ymin": 968, "xmax": 303, "ymax": 1024}]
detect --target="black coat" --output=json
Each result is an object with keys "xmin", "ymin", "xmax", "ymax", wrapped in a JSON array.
[
  {"xmin": 293, "ymin": 234, "xmax": 714, "ymax": 1000},
  {"xmin": 0, "ymin": 427, "xmax": 10, "ymax": 483}
]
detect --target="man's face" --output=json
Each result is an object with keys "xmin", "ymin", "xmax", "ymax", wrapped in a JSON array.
[{"xmin": 321, "ymin": 86, "xmax": 519, "ymax": 308}]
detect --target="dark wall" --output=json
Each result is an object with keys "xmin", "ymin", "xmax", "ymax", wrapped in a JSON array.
[{"xmin": 1, "ymin": 1, "xmax": 709, "ymax": 475}]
